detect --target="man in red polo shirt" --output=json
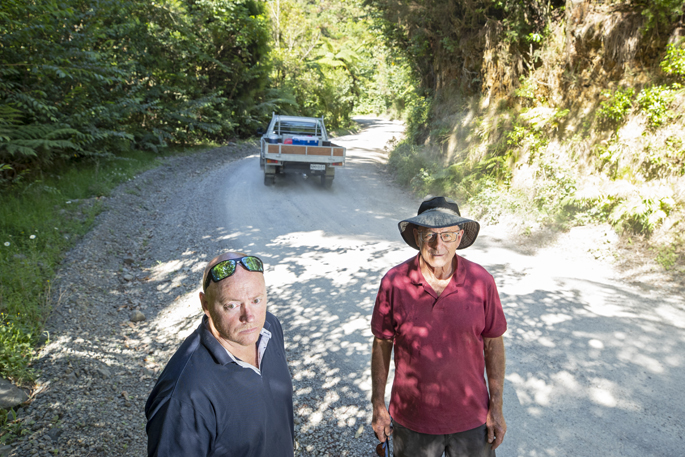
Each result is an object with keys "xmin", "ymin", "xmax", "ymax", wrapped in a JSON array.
[{"xmin": 371, "ymin": 196, "xmax": 507, "ymax": 457}]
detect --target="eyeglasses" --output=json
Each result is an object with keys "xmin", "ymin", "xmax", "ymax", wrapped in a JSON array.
[
  {"xmin": 203, "ymin": 256, "xmax": 264, "ymax": 291},
  {"xmin": 419, "ymin": 230, "xmax": 463, "ymax": 243}
]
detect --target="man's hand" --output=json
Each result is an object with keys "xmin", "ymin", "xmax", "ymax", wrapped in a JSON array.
[
  {"xmin": 372, "ymin": 403, "xmax": 393, "ymax": 443},
  {"xmin": 486, "ymin": 405, "xmax": 506, "ymax": 450}
]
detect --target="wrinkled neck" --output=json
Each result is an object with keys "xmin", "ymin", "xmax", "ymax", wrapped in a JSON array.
[{"xmin": 420, "ymin": 254, "xmax": 456, "ymax": 281}]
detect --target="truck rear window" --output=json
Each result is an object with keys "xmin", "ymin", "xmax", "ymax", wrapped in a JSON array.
[{"xmin": 277, "ymin": 121, "xmax": 319, "ymax": 136}]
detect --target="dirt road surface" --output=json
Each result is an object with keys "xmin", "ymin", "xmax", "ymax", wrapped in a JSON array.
[{"xmin": 12, "ymin": 118, "xmax": 685, "ymax": 457}]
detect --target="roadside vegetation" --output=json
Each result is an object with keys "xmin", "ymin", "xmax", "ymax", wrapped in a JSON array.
[
  {"xmin": 368, "ymin": 0, "xmax": 685, "ymax": 273},
  {"xmin": 264, "ymin": 0, "xmax": 419, "ymax": 124}
]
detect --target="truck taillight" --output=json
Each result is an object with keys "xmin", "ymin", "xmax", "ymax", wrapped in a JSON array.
[
  {"xmin": 266, "ymin": 159, "xmax": 280, "ymax": 164},
  {"xmin": 331, "ymin": 162, "xmax": 343, "ymax": 166}
]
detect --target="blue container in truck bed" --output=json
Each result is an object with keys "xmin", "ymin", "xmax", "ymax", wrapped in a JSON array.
[{"xmin": 292, "ymin": 135, "xmax": 318, "ymax": 146}]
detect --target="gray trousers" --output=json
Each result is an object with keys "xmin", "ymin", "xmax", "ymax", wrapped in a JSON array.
[{"xmin": 392, "ymin": 420, "xmax": 496, "ymax": 457}]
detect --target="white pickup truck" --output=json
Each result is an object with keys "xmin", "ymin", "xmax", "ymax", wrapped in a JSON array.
[{"xmin": 260, "ymin": 114, "xmax": 346, "ymax": 188}]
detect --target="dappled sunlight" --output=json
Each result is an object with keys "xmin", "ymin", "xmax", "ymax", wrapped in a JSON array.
[
  {"xmin": 507, "ymin": 373, "xmax": 554, "ymax": 406},
  {"xmin": 34, "ymin": 112, "xmax": 682, "ymax": 457},
  {"xmin": 496, "ymin": 265, "xmax": 685, "ymax": 455},
  {"xmin": 589, "ymin": 381, "xmax": 618, "ymax": 408},
  {"xmin": 460, "ymin": 221, "xmax": 685, "ymax": 455},
  {"xmin": 540, "ymin": 313, "xmax": 573, "ymax": 326},
  {"xmin": 148, "ymin": 259, "xmax": 185, "ymax": 280},
  {"xmin": 267, "ymin": 230, "xmax": 405, "ymax": 291}
]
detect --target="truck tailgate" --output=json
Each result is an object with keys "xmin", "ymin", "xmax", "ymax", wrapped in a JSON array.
[{"xmin": 264, "ymin": 144, "xmax": 345, "ymax": 163}]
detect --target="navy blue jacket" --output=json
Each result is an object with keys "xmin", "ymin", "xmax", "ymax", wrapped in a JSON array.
[{"xmin": 145, "ymin": 313, "xmax": 294, "ymax": 457}]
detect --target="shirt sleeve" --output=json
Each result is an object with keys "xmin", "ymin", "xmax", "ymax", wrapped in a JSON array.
[
  {"xmin": 371, "ymin": 272, "xmax": 396, "ymax": 340},
  {"xmin": 481, "ymin": 274, "xmax": 507, "ymax": 338},
  {"xmin": 147, "ymin": 397, "xmax": 214, "ymax": 457}
]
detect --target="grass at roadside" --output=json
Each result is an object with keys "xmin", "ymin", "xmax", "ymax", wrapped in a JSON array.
[{"xmin": 0, "ymin": 144, "xmax": 217, "ymax": 386}]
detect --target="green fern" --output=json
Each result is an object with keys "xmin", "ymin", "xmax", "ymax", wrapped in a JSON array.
[{"xmin": 0, "ymin": 106, "xmax": 80, "ymax": 160}]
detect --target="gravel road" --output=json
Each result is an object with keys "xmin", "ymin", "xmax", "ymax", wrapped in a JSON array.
[{"xmin": 6, "ymin": 117, "xmax": 685, "ymax": 457}]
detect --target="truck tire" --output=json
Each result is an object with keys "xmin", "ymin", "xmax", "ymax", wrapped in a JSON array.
[
  {"xmin": 321, "ymin": 167, "xmax": 335, "ymax": 188},
  {"xmin": 264, "ymin": 165, "xmax": 277, "ymax": 186}
]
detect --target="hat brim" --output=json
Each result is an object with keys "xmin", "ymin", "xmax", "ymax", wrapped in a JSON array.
[{"xmin": 398, "ymin": 208, "xmax": 480, "ymax": 250}]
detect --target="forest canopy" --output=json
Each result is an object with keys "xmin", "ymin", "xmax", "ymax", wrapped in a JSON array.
[
  {"xmin": 0, "ymin": 0, "xmax": 273, "ymax": 175},
  {"xmin": 0, "ymin": 0, "xmax": 417, "ymax": 182}
]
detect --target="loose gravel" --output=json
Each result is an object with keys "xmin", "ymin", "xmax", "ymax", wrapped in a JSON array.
[
  {"xmin": 10, "ymin": 137, "xmax": 682, "ymax": 457},
  {"xmin": 8, "ymin": 142, "xmax": 378, "ymax": 457}
]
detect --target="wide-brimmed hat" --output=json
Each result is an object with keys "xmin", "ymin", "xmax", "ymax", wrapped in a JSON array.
[{"xmin": 398, "ymin": 196, "xmax": 480, "ymax": 250}]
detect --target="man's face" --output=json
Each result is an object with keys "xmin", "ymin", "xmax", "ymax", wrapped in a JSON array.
[
  {"xmin": 200, "ymin": 265, "xmax": 267, "ymax": 350},
  {"xmin": 414, "ymin": 225, "xmax": 464, "ymax": 270}
]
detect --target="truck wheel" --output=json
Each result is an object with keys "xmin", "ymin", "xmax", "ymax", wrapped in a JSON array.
[
  {"xmin": 264, "ymin": 174, "xmax": 275, "ymax": 186},
  {"xmin": 321, "ymin": 175, "xmax": 333, "ymax": 188}
]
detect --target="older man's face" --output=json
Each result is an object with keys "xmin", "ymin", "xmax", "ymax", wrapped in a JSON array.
[
  {"xmin": 414, "ymin": 225, "xmax": 464, "ymax": 270},
  {"xmin": 201, "ymin": 265, "xmax": 267, "ymax": 351}
]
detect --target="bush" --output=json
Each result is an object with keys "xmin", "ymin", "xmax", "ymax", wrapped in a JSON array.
[
  {"xmin": 467, "ymin": 178, "xmax": 525, "ymax": 224},
  {"xmin": 643, "ymin": 136, "xmax": 685, "ymax": 179},
  {"xmin": 654, "ymin": 244, "xmax": 679, "ymax": 270},
  {"xmin": 661, "ymin": 43, "xmax": 685, "ymax": 79},
  {"xmin": 514, "ymin": 76, "xmax": 538, "ymax": 101},
  {"xmin": 404, "ymin": 94, "xmax": 433, "ymax": 141},
  {"xmin": 532, "ymin": 163, "xmax": 577, "ymax": 216},
  {"xmin": 636, "ymin": 85, "xmax": 676, "ymax": 128},
  {"xmin": 635, "ymin": 0, "xmax": 685, "ymax": 35},
  {"xmin": 0, "ymin": 0, "xmax": 270, "ymax": 175},
  {"xmin": 597, "ymin": 88, "xmax": 635, "ymax": 127},
  {"xmin": 609, "ymin": 194, "xmax": 675, "ymax": 234},
  {"xmin": 387, "ymin": 141, "xmax": 431, "ymax": 186},
  {"xmin": 567, "ymin": 195, "xmax": 618, "ymax": 226}
]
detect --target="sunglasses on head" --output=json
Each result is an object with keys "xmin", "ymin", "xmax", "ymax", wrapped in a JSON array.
[{"xmin": 203, "ymin": 256, "xmax": 264, "ymax": 291}]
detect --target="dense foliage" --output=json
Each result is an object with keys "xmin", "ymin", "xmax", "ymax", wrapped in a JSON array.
[
  {"xmin": 1, "ymin": 0, "xmax": 270, "ymax": 181},
  {"xmin": 266, "ymin": 0, "xmax": 418, "ymax": 127},
  {"xmin": 365, "ymin": 0, "xmax": 565, "ymax": 95},
  {"xmin": 1, "ymin": 0, "xmax": 419, "ymax": 180},
  {"xmin": 1, "ymin": 0, "xmax": 273, "ymax": 384}
]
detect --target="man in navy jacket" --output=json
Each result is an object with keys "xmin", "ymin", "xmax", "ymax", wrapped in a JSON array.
[{"xmin": 146, "ymin": 252, "xmax": 294, "ymax": 457}]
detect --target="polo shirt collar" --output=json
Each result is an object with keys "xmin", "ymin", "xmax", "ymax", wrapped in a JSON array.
[
  {"xmin": 222, "ymin": 328, "xmax": 271, "ymax": 375},
  {"xmin": 408, "ymin": 253, "xmax": 467, "ymax": 295},
  {"xmin": 200, "ymin": 315, "xmax": 273, "ymax": 373}
]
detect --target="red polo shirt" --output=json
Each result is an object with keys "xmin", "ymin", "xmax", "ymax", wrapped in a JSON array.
[{"xmin": 371, "ymin": 254, "xmax": 507, "ymax": 435}]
